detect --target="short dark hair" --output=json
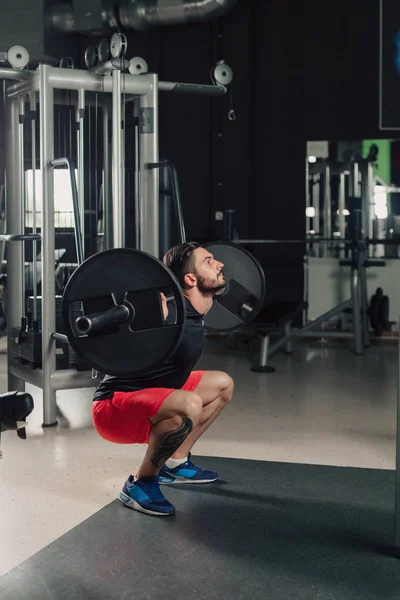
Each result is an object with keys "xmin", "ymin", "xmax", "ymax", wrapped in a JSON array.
[{"xmin": 163, "ymin": 241, "xmax": 200, "ymax": 288}]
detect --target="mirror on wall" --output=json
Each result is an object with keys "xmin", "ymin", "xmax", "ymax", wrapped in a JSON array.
[{"xmin": 306, "ymin": 139, "xmax": 400, "ymax": 258}]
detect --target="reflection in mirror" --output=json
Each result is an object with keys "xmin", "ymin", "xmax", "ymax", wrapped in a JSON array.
[{"xmin": 306, "ymin": 139, "xmax": 400, "ymax": 258}]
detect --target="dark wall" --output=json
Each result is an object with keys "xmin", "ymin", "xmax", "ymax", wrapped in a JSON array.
[
  {"xmin": 82, "ymin": 0, "xmax": 399, "ymax": 306},
  {"xmin": 249, "ymin": 0, "xmax": 391, "ymax": 305},
  {"xmin": 3, "ymin": 0, "xmax": 400, "ymax": 307},
  {"xmin": 80, "ymin": 2, "xmax": 253, "ymax": 244},
  {"xmin": 105, "ymin": 0, "xmax": 396, "ymax": 307},
  {"xmin": 82, "ymin": 0, "xmax": 394, "ymax": 243}
]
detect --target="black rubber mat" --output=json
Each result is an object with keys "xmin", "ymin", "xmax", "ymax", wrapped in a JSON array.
[{"xmin": 1, "ymin": 456, "xmax": 400, "ymax": 600}]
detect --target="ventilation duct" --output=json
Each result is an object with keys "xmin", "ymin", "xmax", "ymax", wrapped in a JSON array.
[
  {"xmin": 50, "ymin": 0, "xmax": 238, "ymax": 34},
  {"xmin": 118, "ymin": 0, "xmax": 238, "ymax": 31}
]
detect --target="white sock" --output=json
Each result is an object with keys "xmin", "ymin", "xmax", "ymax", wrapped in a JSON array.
[{"xmin": 166, "ymin": 456, "xmax": 188, "ymax": 469}]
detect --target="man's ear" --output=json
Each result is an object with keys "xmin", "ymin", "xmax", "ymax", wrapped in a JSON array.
[{"xmin": 183, "ymin": 272, "xmax": 197, "ymax": 288}]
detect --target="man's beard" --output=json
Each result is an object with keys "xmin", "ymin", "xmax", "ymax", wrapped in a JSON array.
[{"xmin": 196, "ymin": 272, "xmax": 227, "ymax": 297}]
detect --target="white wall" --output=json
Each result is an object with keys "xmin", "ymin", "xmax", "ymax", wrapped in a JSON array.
[{"xmin": 307, "ymin": 257, "xmax": 400, "ymax": 325}]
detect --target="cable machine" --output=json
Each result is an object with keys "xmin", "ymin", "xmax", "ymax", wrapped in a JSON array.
[{"xmin": 1, "ymin": 35, "xmax": 234, "ymax": 428}]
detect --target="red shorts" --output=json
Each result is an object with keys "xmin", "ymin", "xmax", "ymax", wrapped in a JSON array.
[{"xmin": 92, "ymin": 370, "xmax": 205, "ymax": 445}]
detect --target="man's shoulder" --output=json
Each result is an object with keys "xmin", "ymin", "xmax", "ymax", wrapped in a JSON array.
[{"xmin": 185, "ymin": 298, "xmax": 204, "ymax": 320}]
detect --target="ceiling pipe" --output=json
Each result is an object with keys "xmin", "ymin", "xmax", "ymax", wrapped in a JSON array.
[
  {"xmin": 119, "ymin": 0, "xmax": 238, "ymax": 31},
  {"xmin": 50, "ymin": 0, "xmax": 238, "ymax": 33}
]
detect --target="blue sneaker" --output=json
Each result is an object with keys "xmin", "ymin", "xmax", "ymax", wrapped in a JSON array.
[
  {"xmin": 119, "ymin": 475, "xmax": 175, "ymax": 516},
  {"xmin": 159, "ymin": 453, "xmax": 218, "ymax": 484}
]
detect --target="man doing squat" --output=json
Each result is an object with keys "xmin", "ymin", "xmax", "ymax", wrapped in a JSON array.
[{"xmin": 92, "ymin": 242, "xmax": 234, "ymax": 516}]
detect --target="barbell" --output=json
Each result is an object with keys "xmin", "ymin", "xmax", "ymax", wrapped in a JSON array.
[{"xmin": 61, "ymin": 242, "xmax": 266, "ymax": 377}]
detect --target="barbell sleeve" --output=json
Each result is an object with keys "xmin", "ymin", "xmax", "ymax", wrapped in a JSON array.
[{"xmin": 75, "ymin": 304, "xmax": 130, "ymax": 336}]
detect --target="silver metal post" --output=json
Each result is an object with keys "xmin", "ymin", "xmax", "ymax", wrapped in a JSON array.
[
  {"xmin": 284, "ymin": 322, "xmax": 293, "ymax": 353},
  {"xmin": 305, "ymin": 158, "xmax": 311, "ymax": 235},
  {"xmin": 8, "ymin": 68, "xmax": 151, "ymax": 98},
  {"xmin": 312, "ymin": 174, "xmax": 320, "ymax": 255},
  {"xmin": 350, "ymin": 161, "xmax": 360, "ymax": 197},
  {"xmin": 39, "ymin": 64, "xmax": 57, "ymax": 427},
  {"xmin": 395, "ymin": 315, "xmax": 400, "ymax": 557},
  {"xmin": 351, "ymin": 266, "xmax": 363, "ymax": 355},
  {"xmin": 312, "ymin": 175, "xmax": 319, "ymax": 228},
  {"xmin": 134, "ymin": 98, "xmax": 140, "ymax": 249},
  {"xmin": 0, "ymin": 67, "xmax": 34, "ymax": 80},
  {"xmin": 0, "ymin": 186, "xmax": 6, "ymax": 271},
  {"xmin": 7, "ymin": 67, "xmax": 226, "ymax": 99},
  {"xmin": 50, "ymin": 158, "xmax": 84, "ymax": 265},
  {"xmin": 102, "ymin": 101, "xmax": 112, "ymax": 249},
  {"xmin": 303, "ymin": 254, "xmax": 309, "ymax": 326},
  {"xmin": 30, "ymin": 92, "xmax": 38, "ymax": 322},
  {"xmin": 18, "ymin": 96, "xmax": 26, "ymax": 304},
  {"xmin": 251, "ymin": 334, "xmax": 275, "ymax": 373},
  {"xmin": 363, "ymin": 161, "xmax": 374, "ymax": 254},
  {"xmin": 259, "ymin": 335, "xmax": 269, "ymax": 366},
  {"xmin": 338, "ymin": 172, "xmax": 346, "ymax": 255},
  {"xmin": 323, "ymin": 163, "xmax": 331, "ymax": 257},
  {"xmin": 77, "ymin": 89, "xmax": 85, "ymax": 260},
  {"xmin": 358, "ymin": 255, "xmax": 370, "ymax": 348},
  {"xmin": 5, "ymin": 95, "xmax": 25, "ymax": 392},
  {"xmin": 139, "ymin": 73, "xmax": 159, "ymax": 257},
  {"xmin": 121, "ymin": 79, "xmax": 126, "ymax": 246},
  {"xmin": 112, "ymin": 69, "xmax": 124, "ymax": 248},
  {"xmin": 0, "ymin": 234, "xmax": 40, "ymax": 241},
  {"xmin": 367, "ymin": 162, "xmax": 374, "ymax": 240}
]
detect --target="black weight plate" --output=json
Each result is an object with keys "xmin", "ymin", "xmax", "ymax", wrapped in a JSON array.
[
  {"xmin": 62, "ymin": 248, "xmax": 185, "ymax": 377},
  {"xmin": 203, "ymin": 242, "xmax": 266, "ymax": 332}
]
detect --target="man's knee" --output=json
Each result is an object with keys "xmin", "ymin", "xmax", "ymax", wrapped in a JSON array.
[
  {"xmin": 174, "ymin": 390, "xmax": 203, "ymax": 424},
  {"xmin": 152, "ymin": 390, "xmax": 203, "ymax": 426},
  {"xmin": 218, "ymin": 372, "xmax": 234, "ymax": 404}
]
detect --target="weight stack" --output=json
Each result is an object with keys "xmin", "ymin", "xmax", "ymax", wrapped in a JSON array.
[
  {"xmin": 8, "ymin": 327, "xmax": 42, "ymax": 367},
  {"xmin": 67, "ymin": 346, "xmax": 91, "ymax": 371},
  {"xmin": 9, "ymin": 296, "xmax": 86, "ymax": 369},
  {"xmin": 26, "ymin": 295, "xmax": 65, "ymax": 333}
]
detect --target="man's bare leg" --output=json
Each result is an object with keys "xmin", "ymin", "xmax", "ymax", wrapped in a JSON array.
[
  {"xmin": 120, "ymin": 390, "xmax": 203, "ymax": 516},
  {"xmin": 170, "ymin": 371, "xmax": 234, "ymax": 459},
  {"xmin": 136, "ymin": 389, "xmax": 203, "ymax": 479}
]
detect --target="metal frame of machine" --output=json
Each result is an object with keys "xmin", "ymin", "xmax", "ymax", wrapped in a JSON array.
[{"xmin": 2, "ymin": 50, "xmax": 228, "ymax": 427}]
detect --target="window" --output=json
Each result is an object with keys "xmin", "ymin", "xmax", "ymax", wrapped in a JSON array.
[
  {"xmin": 25, "ymin": 169, "xmax": 78, "ymax": 229},
  {"xmin": 373, "ymin": 185, "xmax": 388, "ymax": 220}
]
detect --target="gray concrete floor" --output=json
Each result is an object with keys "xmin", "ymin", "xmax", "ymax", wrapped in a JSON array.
[{"xmin": 0, "ymin": 336, "xmax": 397, "ymax": 576}]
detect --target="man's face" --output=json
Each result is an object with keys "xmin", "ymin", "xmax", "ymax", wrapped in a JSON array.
[{"xmin": 189, "ymin": 247, "xmax": 227, "ymax": 296}]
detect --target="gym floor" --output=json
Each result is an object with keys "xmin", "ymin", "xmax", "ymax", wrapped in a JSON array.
[{"xmin": 0, "ymin": 334, "xmax": 399, "ymax": 598}]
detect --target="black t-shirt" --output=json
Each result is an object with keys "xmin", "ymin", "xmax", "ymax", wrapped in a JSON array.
[{"xmin": 93, "ymin": 298, "xmax": 205, "ymax": 400}]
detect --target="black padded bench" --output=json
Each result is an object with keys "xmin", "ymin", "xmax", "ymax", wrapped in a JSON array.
[{"xmin": 250, "ymin": 301, "xmax": 308, "ymax": 372}]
